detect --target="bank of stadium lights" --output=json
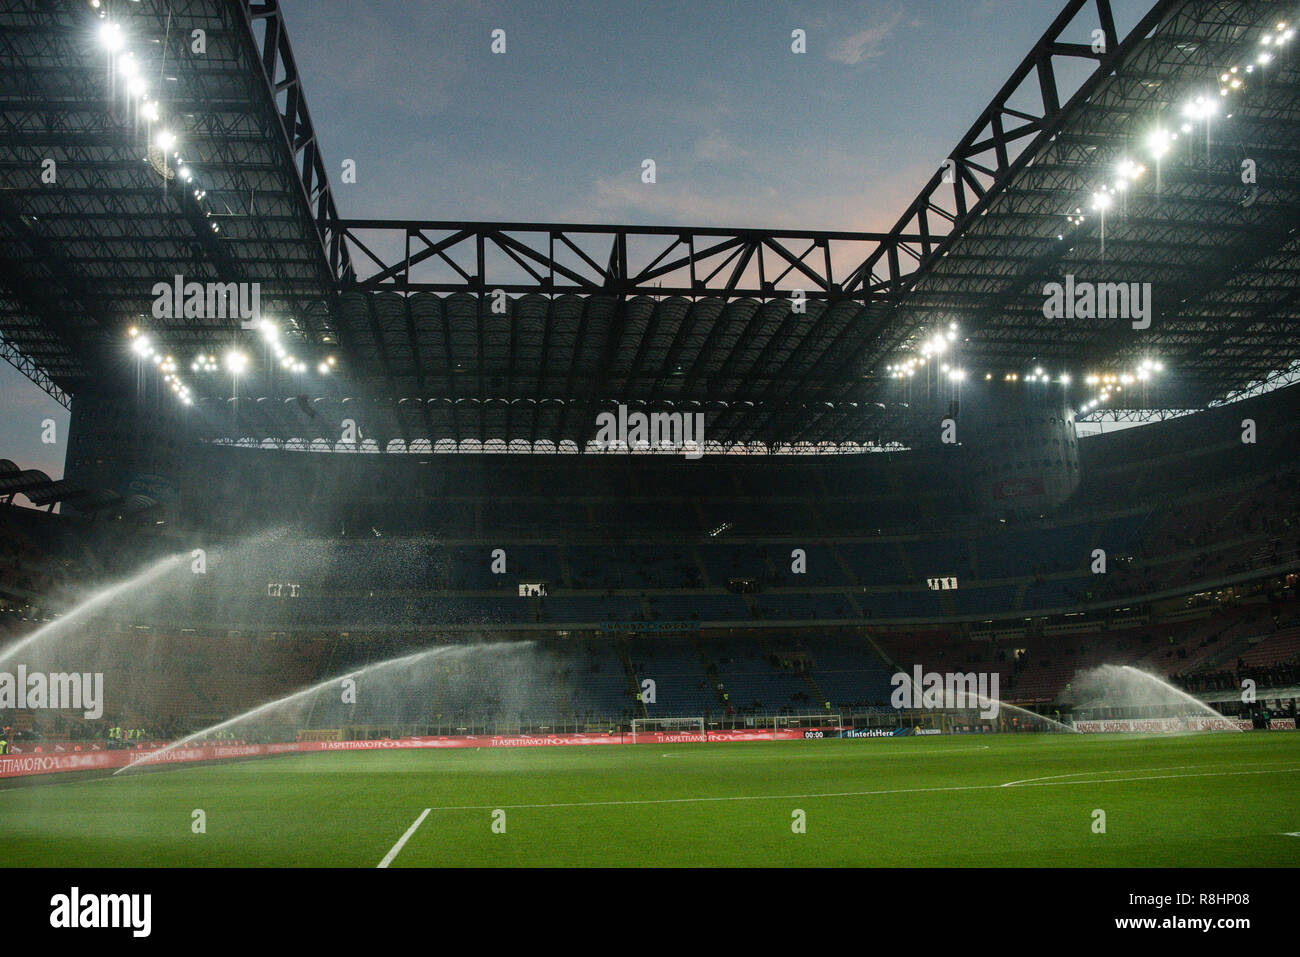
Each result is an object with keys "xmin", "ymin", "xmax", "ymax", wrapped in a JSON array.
[
  {"xmin": 885, "ymin": 356, "xmax": 920, "ymax": 379},
  {"xmin": 1062, "ymin": 15, "xmax": 1296, "ymax": 232},
  {"xmin": 996, "ymin": 368, "xmax": 1070, "ymax": 385},
  {"xmin": 119, "ymin": 52, "xmax": 149, "ymax": 99},
  {"xmin": 1079, "ymin": 360, "xmax": 1164, "ymax": 413},
  {"xmin": 1181, "ymin": 94, "xmax": 1219, "ymax": 120},
  {"xmin": 1019, "ymin": 367, "xmax": 1067, "ymax": 385},
  {"xmin": 262, "ymin": 321, "xmax": 312, "ymax": 374},
  {"xmin": 129, "ymin": 324, "xmax": 335, "ymax": 406},
  {"xmin": 127, "ymin": 327, "xmax": 195, "ymax": 404},
  {"xmin": 95, "ymin": 10, "xmax": 223, "ymax": 234},
  {"xmin": 225, "ymin": 350, "xmax": 249, "ymax": 376},
  {"xmin": 160, "ymin": 357, "xmax": 193, "ymax": 405},
  {"xmin": 261, "ymin": 324, "xmax": 332, "ymax": 376},
  {"xmin": 922, "ymin": 331, "xmax": 953, "ymax": 356},
  {"xmin": 887, "ymin": 323, "xmax": 960, "ymax": 380}
]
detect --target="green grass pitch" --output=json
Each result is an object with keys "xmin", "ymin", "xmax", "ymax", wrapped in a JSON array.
[{"xmin": 2, "ymin": 733, "xmax": 1298, "ymax": 867}]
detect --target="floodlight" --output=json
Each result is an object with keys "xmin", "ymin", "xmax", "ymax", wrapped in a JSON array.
[
  {"xmin": 1146, "ymin": 129, "xmax": 1171, "ymax": 159},
  {"xmin": 99, "ymin": 22, "xmax": 124, "ymax": 52}
]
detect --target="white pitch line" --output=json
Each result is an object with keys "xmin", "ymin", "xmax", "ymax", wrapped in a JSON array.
[
  {"xmin": 418, "ymin": 764, "xmax": 1300, "ymax": 813},
  {"xmin": 999, "ymin": 758, "xmax": 1300, "ymax": 788},
  {"xmin": 999, "ymin": 764, "xmax": 1203, "ymax": 787},
  {"xmin": 377, "ymin": 808, "xmax": 430, "ymax": 868}
]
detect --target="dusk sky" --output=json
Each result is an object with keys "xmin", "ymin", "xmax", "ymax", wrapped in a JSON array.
[{"xmin": 2, "ymin": 0, "xmax": 1154, "ymax": 482}]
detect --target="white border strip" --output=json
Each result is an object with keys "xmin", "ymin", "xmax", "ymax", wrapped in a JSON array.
[{"xmin": 377, "ymin": 808, "xmax": 430, "ymax": 868}]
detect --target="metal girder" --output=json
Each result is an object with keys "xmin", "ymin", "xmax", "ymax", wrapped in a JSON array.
[
  {"xmin": 335, "ymin": 221, "xmax": 922, "ymax": 301},
  {"xmin": 0, "ymin": 193, "xmax": 120, "ymax": 390},
  {"xmin": 866, "ymin": 0, "xmax": 1121, "ymax": 277},
  {"xmin": 0, "ymin": 332, "xmax": 69, "ymax": 408},
  {"xmin": 234, "ymin": 0, "xmax": 350, "ymax": 285},
  {"xmin": 1076, "ymin": 408, "xmax": 1200, "ymax": 423}
]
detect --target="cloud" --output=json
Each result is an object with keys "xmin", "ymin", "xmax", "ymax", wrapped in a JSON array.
[
  {"xmin": 693, "ymin": 131, "xmax": 748, "ymax": 163},
  {"xmin": 562, "ymin": 145, "xmax": 923, "ymax": 232},
  {"xmin": 827, "ymin": 9, "xmax": 904, "ymax": 65},
  {"xmin": 573, "ymin": 175, "xmax": 752, "ymax": 225}
]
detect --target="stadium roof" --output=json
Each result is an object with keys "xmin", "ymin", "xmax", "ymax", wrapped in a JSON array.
[
  {"xmin": 1, "ymin": 0, "xmax": 1298, "ymax": 450},
  {"xmin": 0, "ymin": 0, "xmax": 345, "ymax": 404}
]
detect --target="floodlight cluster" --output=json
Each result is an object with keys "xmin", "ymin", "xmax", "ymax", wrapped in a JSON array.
[
  {"xmin": 258, "ymin": 319, "xmax": 329, "ymax": 375},
  {"xmin": 127, "ymin": 326, "xmax": 193, "ymax": 405},
  {"xmin": 885, "ymin": 323, "xmax": 960, "ymax": 380},
  {"xmin": 94, "ymin": 6, "xmax": 222, "ymax": 233},
  {"xmin": 1061, "ymin": 16, "xmax": 1294, "ymax": 231},
  {"xmin": 998, "ymin": 368, "xmax": 1069, "ymax": 385},
  {"xmin": 100, "ymin": 8, "xmax": 342, "ymax": 407},
  {"xmin": 1077, "ymin": 358, "xmax": 1165, "ymax": 413},
  {"xmin": 128, "ymin": 321, "xmax": 338, "ymax": 409},
  {"xmin": 887, "ymin": 325, "xmax": 1078, "ymax": 388}
]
